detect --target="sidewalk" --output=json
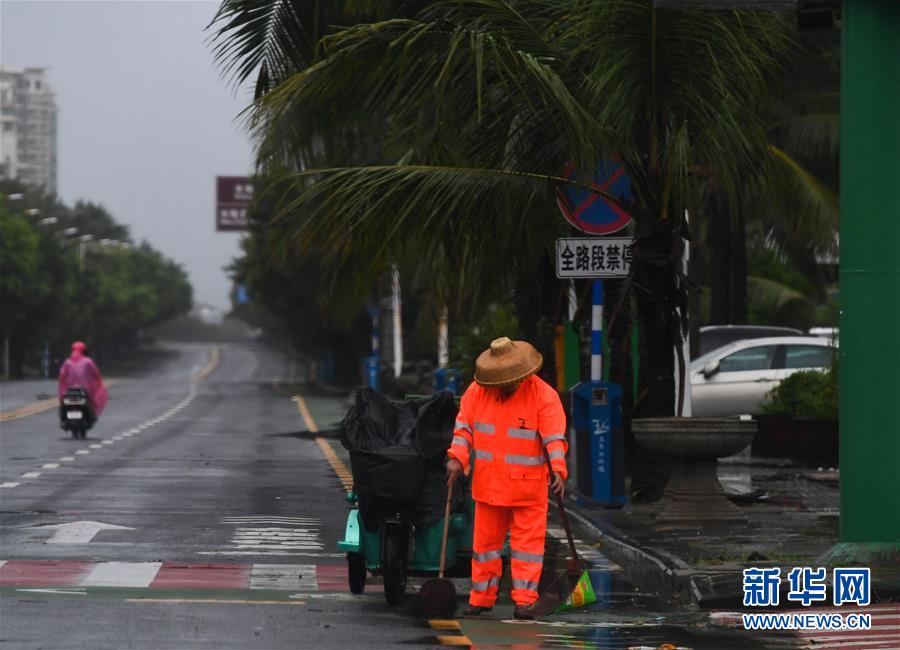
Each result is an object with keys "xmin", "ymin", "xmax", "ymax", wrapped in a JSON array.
[{"xmin": 564, "ymin": 451, "xmax": 899, "ymax": 609}]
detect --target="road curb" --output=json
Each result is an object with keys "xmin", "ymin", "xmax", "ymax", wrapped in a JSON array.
[{"xmin": 563, "ymin": 497, "xmax": 747, "ymax": 608}]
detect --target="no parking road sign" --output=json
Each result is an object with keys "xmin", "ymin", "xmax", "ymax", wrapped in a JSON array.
[
  {"xmin": 557, "ymin": 161, "xmax": 633, "ymax": 235},
  {"xmin": 556, "ymin": 237, "xmax": 634, "ymax": 279}
]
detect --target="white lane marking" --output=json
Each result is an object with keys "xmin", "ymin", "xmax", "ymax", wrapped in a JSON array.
[
  {"xmin": 75, "ymin": 450, "xmax": 90, "ymax": 455},
  {"xmin": 215, "ymin": 517, "xmax": 325, "ymax": 555},
  {"xmin": 112, "ymin": 436, "xmax": 123, "ymax": 441},
  {"xmin": 0, "ymin": 482, "xmax": 20, "ymax": 488},
  {"xmin": 21, "ymin": 472, "xmax": 41, "ymax": 479},
  {"xmin": 89, "ymin": 444, "xmax": 102, "ymax": 449},
  {"xmin": 30, "ymin": 521, "xmax": 134, "ymax": 544},
  {"xmin": 17, "ymin": 588, "xmax": 87, "ymax": 596},
  {"xmin": 222, "ymin": 515, "xmax": 319, "ymax": 524},
  {"xmin": 287, "ymin": 592, "xmax": 375, "ymax": 601},
  {"xmin": 546, "ymin": 526, "xmax": 620, "ymax": 570},
  {"xmin": 41, "ymin": 463, "xmax": 60, "ymax": 469},
  {"xmin": 249, "ymin": 564, "xmax": 318, "ymax": 591},
  {"xmin": 198, "ymin": 551, "xmax": 345, "ymax": 558},
  {"xmin": 80, "ymin": 561, "xmax": 162, "ymax": 588},
  {"xmin": 101, "ymin": 440, "xmax": 114, "ymax": 446},
  {"xmin": 59, "ymin": 457, "xmax": 75, "ymax": 462},
  {"xmin": 0, "ymin": 560, "xmax": 5, "ymax": 568}
]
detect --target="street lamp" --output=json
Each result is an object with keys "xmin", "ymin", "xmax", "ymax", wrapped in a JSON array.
[
  {"xmin": 59, "ymin": 227, "xmax": 79, "ymax": 237},
  {"xmin": 37, "ymin": 217, "xmax": 58, "ymax": 227},
  {"xmin": 25, "ymin": 208, "xmax": 41, "ymax": 217}
]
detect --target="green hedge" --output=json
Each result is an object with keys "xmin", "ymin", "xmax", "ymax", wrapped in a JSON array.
[{"xmin": 763, "ymin": 364, "xmax": 838, "ymax": 419}]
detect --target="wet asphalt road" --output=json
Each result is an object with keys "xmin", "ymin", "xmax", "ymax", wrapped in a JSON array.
[{"xmin": 0, "ymin": 343, "xmax": 795, "ymax": 649}]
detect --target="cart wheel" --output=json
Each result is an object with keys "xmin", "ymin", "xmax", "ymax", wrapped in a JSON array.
[
  {"xmin": 348, "ymin": 552, "xmax": 366, "ymax": 594},
  {"xmin": 382, "ymin": 528, "xmax": 408, "ymax": 606}
]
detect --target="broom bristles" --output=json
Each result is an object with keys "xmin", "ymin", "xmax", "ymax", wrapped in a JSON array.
[{"xmin": 415, "ymin": 577, "xmax": 458, "ymax": 618}]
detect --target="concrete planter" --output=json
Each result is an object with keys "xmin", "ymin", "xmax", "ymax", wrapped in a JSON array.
[{"xmin": 632, "ymin": 417, "xmax": 757, "ymax": 528}]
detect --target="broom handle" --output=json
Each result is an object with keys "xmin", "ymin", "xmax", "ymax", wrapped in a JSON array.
[
  {"xmin": 438, "ymin": 481, "xmax": 453, "ymax": 579},
  {"xmin": 544, "ymin": 448, "xmax": 578, "ymax": 563}
]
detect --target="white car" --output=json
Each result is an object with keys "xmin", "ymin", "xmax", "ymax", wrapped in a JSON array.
[{"xmin": 690, "ymin": 336, "xmax": 837, "ymax": 417}]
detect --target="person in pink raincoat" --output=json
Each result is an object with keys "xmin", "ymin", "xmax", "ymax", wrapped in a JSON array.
[{"xmin": 58, "ymin": 341, "xmax": 108, "ymax": 428}]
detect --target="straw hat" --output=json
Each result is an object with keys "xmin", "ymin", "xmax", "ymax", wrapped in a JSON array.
[{"xmin": 474, "ymin": 337, "xmax": 543, "ymax": 387}]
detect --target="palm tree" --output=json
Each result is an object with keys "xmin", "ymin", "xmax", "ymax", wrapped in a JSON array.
[
  {"xmin": 210, "ymin": 0, "xmax": 794, "ymax": 419},
  {"xmin": 696, "ymin": 28, "xmax": 840, "ymax": 332}
]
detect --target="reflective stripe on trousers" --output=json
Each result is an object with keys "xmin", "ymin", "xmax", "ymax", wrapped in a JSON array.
[{"xmin": 470, "ymin": 500, "xmax": 547, "ymax": 607}]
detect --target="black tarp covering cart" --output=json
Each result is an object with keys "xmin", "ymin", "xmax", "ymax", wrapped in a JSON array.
[{"xmin": 337, "ymin": 389, "xmax": 477, "ymax": 605}]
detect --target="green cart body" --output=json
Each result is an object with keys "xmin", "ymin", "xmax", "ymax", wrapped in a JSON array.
[{"xmin": 337, "ymin": 490, "xmax": 480, "ymax": 604}]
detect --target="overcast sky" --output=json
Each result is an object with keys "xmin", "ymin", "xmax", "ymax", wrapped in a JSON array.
[{"xmin": 2, "ymin": 0, "xmax": 255, "ymax": 310}]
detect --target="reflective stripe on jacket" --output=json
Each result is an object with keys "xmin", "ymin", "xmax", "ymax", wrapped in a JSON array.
[{"xmin": 448, "ymin": 375, "xmax": 568, "ymax": 506}]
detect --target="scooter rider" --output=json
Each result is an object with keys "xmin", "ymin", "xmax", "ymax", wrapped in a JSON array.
[
  {"xmin": 446, "ymin": 337, "xmax": 568, "ymax": 620},
  {"xmin": 58, "ymin": 341, "xmax": 108, "ymax": 428}
]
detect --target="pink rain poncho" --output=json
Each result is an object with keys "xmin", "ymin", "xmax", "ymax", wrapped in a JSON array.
[{"xmin": 58, "ymin": 342, "xmax": 108, "ymax": 416}]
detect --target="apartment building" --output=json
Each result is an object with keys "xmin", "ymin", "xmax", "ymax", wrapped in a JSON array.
[{"xmin": 0, "ymin": 66, "xmax": 58, "ymax": 194}]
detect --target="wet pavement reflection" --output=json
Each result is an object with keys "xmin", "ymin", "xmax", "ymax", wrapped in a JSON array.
[{"xmin": 452, "ymin": 569, "xmax": 774, "ymax": 649}]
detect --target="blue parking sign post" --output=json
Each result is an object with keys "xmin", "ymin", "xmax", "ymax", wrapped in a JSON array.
[{"xmin": 365, "ymin": 355, "xmax": 379, "ymax": 391}]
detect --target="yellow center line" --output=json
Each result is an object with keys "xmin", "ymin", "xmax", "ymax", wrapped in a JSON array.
[
  {"xmin": 294, "ymin": 395, "xmax": 319, "ymax": 433},
  {"xmin": 192, "ymin": 347, "xmax": 221, "ymax": 382},
  {"xmin": 435, "ymin": 635, "xmax": 472, "ymax": 646},
  {"xmin": 0, "ymin": 378, "xmax": 121, "ymax": 424},
  {"xmin": 127, "ymin": 598, "xmax": 306, "ymax": 606},
  {"xmin": 316, "ymin": 437, "xmax": 354, "ymax": 492},
  {"xmin": 429, "ymin": 619, "xmax": 461, "ymax": 630},
  {"xmin": 294, "ymin": 393, "xmax": 353, "ymax": 492}
]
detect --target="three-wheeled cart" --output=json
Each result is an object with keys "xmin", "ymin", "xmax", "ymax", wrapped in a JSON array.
[
  {"xmin": 336, "ymin": 390, "xmax": 498, "ymax": 605},
  {"xmin": 338, "ymin": 491, "xmax": 476, "ymax": 604}
]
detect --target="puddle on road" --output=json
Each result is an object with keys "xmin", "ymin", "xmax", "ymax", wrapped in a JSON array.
[
  {"xmin": 454, "ymin": 569, "xmax": 767, "ymax": 649},
  {"xmin": 460, "ymin": 620, "xmax": 763, "ymax": 650}
]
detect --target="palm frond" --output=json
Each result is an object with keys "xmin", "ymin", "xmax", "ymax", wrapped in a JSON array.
[{"xmin": 762, "ymin": 145, "xmax": 839, "ymax": 256}]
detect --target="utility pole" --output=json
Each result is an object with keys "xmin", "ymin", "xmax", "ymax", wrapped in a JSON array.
[{"xmin": 391, "ymin": 264, "xmax": 403, "ymax": 378}]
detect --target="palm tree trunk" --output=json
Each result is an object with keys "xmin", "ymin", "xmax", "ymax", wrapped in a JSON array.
[
  {"xmin": 633, "ymin": 218, "xmax": 678, "ymax": 417},
  {"xmin": 515, "ymin": 251, "xmax": 562, "ymax": 388},
  {"xmin": 709, "ymin": 190, "xmax": 748, "ymax": 324},
  {"xmin": 628, "ymin": 217, "xmax": 679, "ymax": 502}
]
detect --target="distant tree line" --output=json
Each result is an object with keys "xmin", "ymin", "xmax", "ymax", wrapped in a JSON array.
[{"xmin": 0, "ymin": 179, "xmax": 193, "ymax": 377}]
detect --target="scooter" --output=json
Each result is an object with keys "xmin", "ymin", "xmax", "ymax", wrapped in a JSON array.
[{"xmin": 61, "ymin": 388, "xmax": 93, "ymax": 439}]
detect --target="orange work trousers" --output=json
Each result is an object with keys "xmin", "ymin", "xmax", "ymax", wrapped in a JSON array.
[{"xmin": 469, "ymin": 500, "xmax": 548, "ymax": 607}]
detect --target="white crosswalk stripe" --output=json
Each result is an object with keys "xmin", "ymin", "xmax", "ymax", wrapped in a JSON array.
[{"xmin": 546, "ymin": 526, "xmax": 620, "ymax": 571}]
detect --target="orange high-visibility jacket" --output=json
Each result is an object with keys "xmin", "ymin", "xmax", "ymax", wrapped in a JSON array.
[{"xmin": 448, "ymin": 375, "xmax": 568, "ymax": 507}]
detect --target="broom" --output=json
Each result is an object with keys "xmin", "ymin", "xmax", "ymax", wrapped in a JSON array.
[{"xmin": 414, "ymin": 481, "xmax": 458, "ymax": 618}]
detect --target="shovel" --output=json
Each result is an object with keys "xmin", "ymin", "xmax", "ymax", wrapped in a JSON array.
[{"xmin": 526, "ymin": 450, "xmax": 588, "ymax": 617}]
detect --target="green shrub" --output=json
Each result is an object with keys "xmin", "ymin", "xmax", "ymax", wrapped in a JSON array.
[{"xmin": 764, "ymin": 364, "xmax": 838, "ymax": 419}]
